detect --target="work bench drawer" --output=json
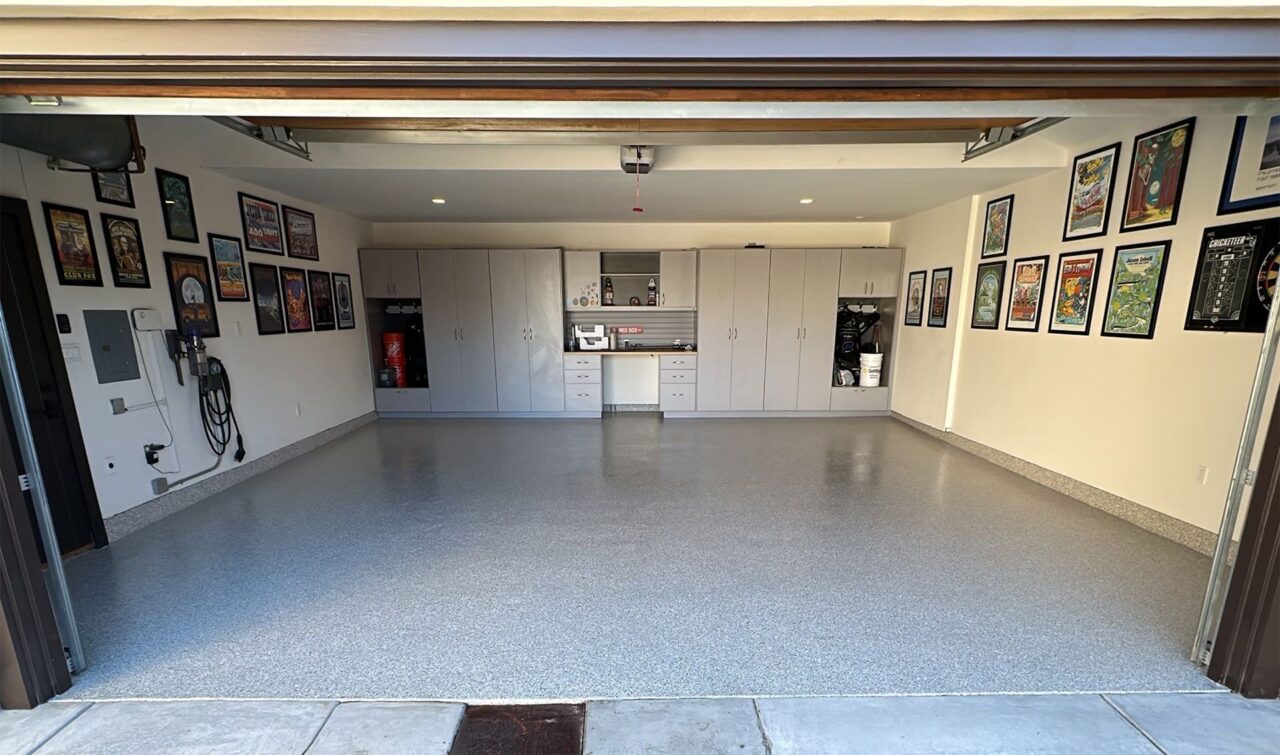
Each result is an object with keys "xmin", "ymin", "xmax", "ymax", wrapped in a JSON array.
[
  {"xmin": 565, "ymin": 384, "xmax": 603, "ymax": 411},
  {"xmin": 660, "ymin": 369, "xmax": 696, "ymax": 384},
  {"xmin": 564, "ymin": 354, "xmax": 602, "ymax": 370},
  {"xmin": 659, "ymin": 385, "xmax": 696, "ymax": 412},
  {"xmin": 564, "ymin": 369, "xmax": 602, "ymax": 384},
  {"xmin": 659, "ymin": 354, "xmax": 697, "ymax": 370}
]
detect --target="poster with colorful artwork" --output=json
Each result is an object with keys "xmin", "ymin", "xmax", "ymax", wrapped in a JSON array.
[
  {"xmin": 927, "ymin": 267, "xmax": 952, "ymax": 328},
  {"xmin": 100, "ymin": 214, "xmax": 149, "ymax": 288},
  {"xmin": 283, "ymin": 206, "xmax": 320, "ymax": 260},
  {"xmin": 904, "ymin": 269, "xmax": 926, "ymax": 326},
  {"xmin": 1219, "ymin": 113, "xmax": 1280, "ymax": 215},
  {"xmin": 308, "ymin": 270, "xmax": 336, "ymax": 330},
  {"xmin": 1063, "ymin": 143, "xmax": 1120, "ymax": 241},
  {"xmin": 1121, "ymin": 118, "xmax": 1195, "ymax": 232},
  {"xmin": 1048, "ymin": 250, "xmax": 1103, "ymax": 335},
  {"xmin": 981, "ymin": 195, "xmax": 1014, "ymax": 258},
  {"xmin": 1185, "ymin": 218, "xmax": 1280, "ymax": 333},
  {"xmin": 42, "ymin": 203, "xmax": 102, "ymax": 286},
  {"xmin": 208, "ymin": 233, "xmax": 248, "ymax": 301},
  {"xmin": 238, "ymin": 193, "xmax": 284, "ymax": 254},
  {"xmin": 1102, "ymin": 241, "xmax": 1171, "ymax": 339},
  {"xmin": 249, "ymin": 263, "xmax": 285, "ymax": 335},
  {"xmin": 164, "ymin": 252, "xmax": 219, "ymax": 338},
  {"xmin": 1006, "ymin": 255, "xmax": 1049, "ymax": 331},
  {"xmin": 971, "ymin": 260, "xmax": 1006, "ymax": 329},
  {"xmin": 279, "ymin": 267, "xmax": 312, "ymax": 332}
]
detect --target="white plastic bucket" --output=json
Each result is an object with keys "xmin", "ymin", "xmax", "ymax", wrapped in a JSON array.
[{"xmin": 859, "ymin": 352, "xmax": 884, "ymax": 387}]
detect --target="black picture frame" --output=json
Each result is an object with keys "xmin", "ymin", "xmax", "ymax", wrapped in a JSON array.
[
  {"xmin": 926, "ymin": 267, "xmax": 952, "ymax": 328},
  {"xmin": 971, "ymin": 260, "xmax": 1007, "ymax": 330},
  {"xmin": 1005, "ymin": 255, "xmax": 1050, "ymax": 332},
  {"xmin": 1047, "ymin": 249, "xmax": 1104, "ymax": 336},
  {"xmin": 308, "ymin": 270, "xmax": 337, "ymax": 331},
  {"xmin": 163, "ymin": 252, "xmax": 220, "ymax": 338},
  {"xmin": 980, "ymin": 194, "xmax": 1014, "ymax": 258},
  {"xmin": 1184, "ymin": 218, "xmax": 1280, "ymax": 333},
  {"xmin": 1120, "ymin": 117, "xmax": 1196, "ymax": 233},
  {"xmin": 1101, "ymin": 240, "xmax": 1172, "ymax": 340},
  {"xmin": 238, "ymin": 192, "xmax": 285, "ymax": 255},
  {"xmin": 155, "ymin": 168, "xmax": 199, "ymax": 243},
  {"xmin": 99, "ymin": 213, "xmax": 150, "ymax": 288},
  {"xmin": 279, "ymin": 266, "xmax": 313, "ymax": 333},
  {"xmin": 1219, "ymin": 115, "xmax": 1280, "ymax": 216},
  {"xmin": 92, "ymin": 171, "xmax": 135, "ymax": 208},
  {"xmin": 207, "ymin": 233, "xmax": 250, "ymax": 302},
  {"xmin": 283, "ymin": 205, "xmax": 320, "ymax": 261},
  {"xmin": 1061, "ymin": 142, "xmax": 1121, "ymax": 242},
  {"xmin": 903, "ymin": 269, "xmax": 927, "ymax": 326},
  {"xmin": 248, "ymin": 262, "xmax": 286, "ymax": 335},
  {"xmin": 333, "ymin": 272, "xmax": 356, "ymax": 330},
  {"xmin": 41, "ymin": 202, "xmax": 102, "ymax": 287}
]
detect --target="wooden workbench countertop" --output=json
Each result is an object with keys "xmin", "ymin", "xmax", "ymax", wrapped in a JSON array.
[{"xmin": 564, "ymin": 350, "xmax": 697, "ymax": 356}]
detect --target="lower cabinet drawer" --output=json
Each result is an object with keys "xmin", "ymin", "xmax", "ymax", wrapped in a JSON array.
[
  {"xmin": 660, "ymin": 385, "xmax": 696, "ymax": 412},
  {"xmin": 565, "ymin": 384, "xmax": 603, "ymax": 411},
  {"xmin": 374, "ymin": 387, "xmax": 432, "ymax": 413},
  {"xmin": 659, "ymin": 369, "xmax": 696, "ymax": 384},
  {"xmin": 564, "ymin": 369, "xmax": 602, "ymax": 384},
  {"xmin": 829, "ymin": 386, "xmax": 889, "ymax": 411}
]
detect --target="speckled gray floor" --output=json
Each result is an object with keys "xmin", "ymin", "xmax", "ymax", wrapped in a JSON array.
[{"xmin": 58, "ymin": 416, "xmax": 1218, "ymax": 700}]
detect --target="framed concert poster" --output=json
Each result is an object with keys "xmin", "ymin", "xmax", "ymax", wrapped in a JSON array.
[
  {"xmin": 283, "ymin": 205, "xmax": 320, "ymax": 260},
  {"xmin": 927, "ymin": 267, "xmax": 952, "ymax": 328},
  {"xmin": 1120, "ymin": 118, "xmax": 1195, "ymax": 232},
  {"xmin": 971, "ymin": 260, "xmax": 1006, "ymax": 330},
  {"xmin": 1062, "ymin": 143, "xmax": 1121, "ymax": 242},
  {"xmin": 42, "ymin": 203, "xmax": 102, "ymax": 286},
  {"xmin": 279, "ymin": 266, "xmax": 313, "ymax": 333},
  {"xmin": 1102, "ymin": 241, "xmax": 1171, "ymax": 339},
  {"xmin": 981, "ymin": 194, "xmax": 1014, "ymax": 258},
  {"xmin": 155, "ymin": 168, "xmax": 199, "ymax": 242},
  {"xmin": 1047, "ymin": 249, "xmax": 1103, "ymax": 336},
  {"xmin": 1006, "ymin": 255, "xmax": 1050, "ymax": 332},
  {"xmin": 1219, "ymin": 113, "xmax": 1280, "ymax": 215},
  {"xmin": 333, "ymin": 273, "xmax": 356, "ymax": 330},
  {"xmin": 100, "ymin": 214, "xmax": 149, "ymax": 288},
  {"xmin": 92, "ymin": 171, "xmax": 135, "ymax": 208},
  {"xmin": 208, "ymin": 233, "xmax": 249, "ymax": 301},
  {"xmin": 903, "ymin": 269, "xmax": 926, "ymax": 326},
  {"xmin": 163, "ymin": 252, "xmax": 219, "ymax": 338},
  {"xmin": 238, "ymin": 193, "xmax": 284, "ymax": 255},
  {"xmin": 249, "ymin": 263, "xmax": 285, "ymax": 336},
  {"xmin": 308, "ymin": 270, "xmax": 336, "ymax": 331}
]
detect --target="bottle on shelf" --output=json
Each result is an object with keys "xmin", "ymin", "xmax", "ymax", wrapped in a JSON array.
[
  {"xmin": 647, "ymin": 277, "xmax": 657, "ymax": 306},
  {"xmin": 603, "ymin": 276, "xmax": 615, "ymax": 306}
]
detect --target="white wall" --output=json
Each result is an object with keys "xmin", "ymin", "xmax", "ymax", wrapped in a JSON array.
[
  {"xmin": 891, "ymin": 112, "xmax": 1278, "ymax": 534},
  {"xmin": 1, "ymin": 118, "xmax": 374, "ymax": 520},
  {"xmin": 372, "ymin": 221, "xmax": 890, "ymax": 249}
]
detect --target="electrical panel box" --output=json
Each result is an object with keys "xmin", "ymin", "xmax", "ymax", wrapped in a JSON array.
[{"xmin": 84, "ymin": 310, "xmax": 140, "ymax": 384}]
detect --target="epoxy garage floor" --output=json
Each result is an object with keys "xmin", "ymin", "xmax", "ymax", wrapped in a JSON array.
[{"xmin": 60, "ymin": 416, "xmax": 1217, "ymax": 699}]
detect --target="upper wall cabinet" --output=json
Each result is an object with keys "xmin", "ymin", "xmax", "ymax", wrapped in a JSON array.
[
  {"xmin": 360, "ymin": 249, "xmax": 421, "ymax": 299},
  {"xmin": 564, "ymin": 250, "xmax": 601, "ymax": 310},
  {"xmin": 659, "ymin": 250, "xmax": 697, "ymax": 309},
  {"xmin": 838, "ymin": 248, "xmax": 902, "ymax": 298}
]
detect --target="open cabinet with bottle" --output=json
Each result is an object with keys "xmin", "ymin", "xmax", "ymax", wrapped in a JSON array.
[{"xmin": 565, "ymin": 249, "xmax": 697, "ymax": 311}]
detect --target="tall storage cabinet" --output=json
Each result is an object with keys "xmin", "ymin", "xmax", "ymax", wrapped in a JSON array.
[
  {"xmin": 696, "ymin": 248, "xmax": 770, "ymax": 411},
  {"xmin": 490, "ymin": 249, "xmax": 566, "ymax": 412},
  {"xmin": 419, "ymin": 250, "xmax": 499, "ymax": 412},
  {"xmin": 764, "ymin": 249, "xmax": 841, "ymax": 410}
]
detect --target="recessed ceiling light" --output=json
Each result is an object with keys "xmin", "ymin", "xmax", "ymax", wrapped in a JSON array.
[
  {"xmin": 799, "ymin": 198, "xmax": 815, "ymax": 205},
  {"xmin": 431, "ymin": 197, "xmax": 446, "ymax": 205},
  {"xmin": 855, "ymin": 215, "xmax": 865, "ymax": 219}
]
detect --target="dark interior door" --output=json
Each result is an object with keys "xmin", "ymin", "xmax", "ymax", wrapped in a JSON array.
[{"xmin": 0, "ymin": 196, "xmax": 105, "ymax": 559}]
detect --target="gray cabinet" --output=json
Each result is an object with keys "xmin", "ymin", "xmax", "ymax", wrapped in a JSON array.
[
  {"xmin": 696, "ymin": 248, "xmax": 770, "ymax": 411},
  {"xmin": 659, "ymin": 250, "xmax": 697, "ymax": 309},
  {"xmin": 419, "ymin": 250, "xmax": 498, "ymax": 412},
  {"xmin": 360, "ymin": 249, "xmax": 420, "ymax": 299},
  {"xmin": 839, "ymin": 248, "xmax": 902, "ymax": 298},
  {"xmin": 490, "ymin": 248, "xmax": 565, "ymax": 412},
  {"xmin": 764, "ymin": 249, "xmax": 840, "ymax": 410}
]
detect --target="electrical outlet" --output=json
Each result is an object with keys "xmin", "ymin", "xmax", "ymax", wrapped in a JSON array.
[
  {"xmin": 234, "ymin": 320, "xmax": 242, "ymax": 336},
  {"xmin": 1197, "ymin": 465, "xmax": 1210, "ymax": 485},
  {"xmin": 294, "ymin": 403, "xmax": 302, "ymax": 417},
  {"xmin": 104, "ymin": 456, "xmax": 118, "ymax": 475},
  {"xmin": 110, "ymin": 397, "xmax": 127, "ymax": 414}
]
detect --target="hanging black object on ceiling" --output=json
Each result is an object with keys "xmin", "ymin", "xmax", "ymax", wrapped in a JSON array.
[{"xmin": 0, "ymin": 114, "xmax": 146, "ymax": 172}]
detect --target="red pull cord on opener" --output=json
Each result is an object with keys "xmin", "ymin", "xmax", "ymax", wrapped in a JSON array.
[{"xmin": 632, "ymin": 147, "xmax": 644, "ymax": 213}]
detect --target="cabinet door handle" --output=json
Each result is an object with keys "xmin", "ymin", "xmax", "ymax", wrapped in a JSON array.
[
  {"xmin": 661, "ymin": 292, "xmax": 666, "ymax": 305},
  {"xmin": 728, "ymin": 326, "xmax": 732, "ymax": 340},
  {"xmin": 803, "ymin": 327, "xmax": 807, "ymax": 339},
  {"xmin": 870, "ymin": 282, "xmax": 875, "ymax": 295}
]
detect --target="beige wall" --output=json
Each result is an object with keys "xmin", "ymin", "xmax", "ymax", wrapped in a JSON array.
[
  {"xmin": 891, "ymin": 112, "xmax": 1279, "ymax": 534},
  {"xmin": 1, "ymin": 119, "xmax": 375, "ymax": 519},
  {"xmin": 372, "ymin": 221, "xmax": 890, "ymax": 250}
]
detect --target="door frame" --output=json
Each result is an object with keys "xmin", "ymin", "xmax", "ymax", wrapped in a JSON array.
[{"xmin": 0, "ymin": 195, "xmax": 107, "ymax": 554}]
